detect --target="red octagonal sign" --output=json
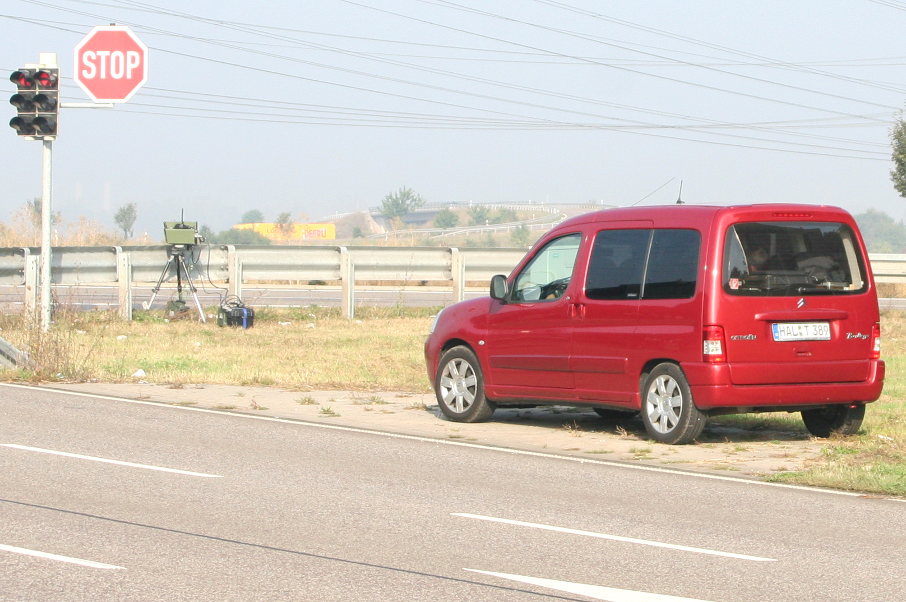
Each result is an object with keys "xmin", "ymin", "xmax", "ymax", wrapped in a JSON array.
[{"xmin": 74, "ymin": 25, "xmax": 148, "ymax": 103}]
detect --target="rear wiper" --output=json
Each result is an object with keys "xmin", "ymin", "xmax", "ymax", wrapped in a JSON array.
[{"xmin": 795, "ymin": 286, "xmax": 836, "ymax": 295}]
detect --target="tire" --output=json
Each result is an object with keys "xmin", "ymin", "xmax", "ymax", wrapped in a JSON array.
[
  {"xmin": 435, "ymin": 346, "xmax": 495, "ymax": 423},
  {"xmin": 801, "ymin": 405, "xmax": 865, "ymax": 438},
  {"xmin": 640, "ymin": 363, "xmax": 706, "ymax": 445}
]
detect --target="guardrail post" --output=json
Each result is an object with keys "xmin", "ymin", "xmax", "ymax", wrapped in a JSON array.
[
  {"xmin": 116, "ymin": 249, "xmax": 133, "ymax": 320},
  {"xmin": 340, "ymin": 247, "xmax": 354, "ymax": 319},
  {"xmin": 24, "ymin": 253, "xmax": 39, "ymax": 318},
  {"xmin": 227, "ymin": 245, "xmax": 242, "ymax": 300},
  {"xmin": 451, "ymin": 247, "xmax": 464, "ymax": 303}
]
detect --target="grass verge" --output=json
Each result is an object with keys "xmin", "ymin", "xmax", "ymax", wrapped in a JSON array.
[{"xmin": 0, "ymin": 305, "xmax": 435, "ymax": 392}]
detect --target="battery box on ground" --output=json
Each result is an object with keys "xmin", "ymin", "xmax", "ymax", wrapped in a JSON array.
[{"xmin": 217, "ymin": 304, "xmax": 254, "ymax": 328}]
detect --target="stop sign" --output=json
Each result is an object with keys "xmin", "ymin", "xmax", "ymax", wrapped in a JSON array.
[{"xmin": 74, "ymin": 25, "xmax": 148, "ymax": 103}]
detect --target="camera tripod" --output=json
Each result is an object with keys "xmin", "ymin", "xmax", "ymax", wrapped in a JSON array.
[{"xmin": 143, "ymin": 245, "xmax": 206, "ymax": 322}]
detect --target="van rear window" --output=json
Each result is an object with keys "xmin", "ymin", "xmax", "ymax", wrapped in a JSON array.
[{"xmin": 723, "ymin": 222, "xmax": 867, "ymax": 296}]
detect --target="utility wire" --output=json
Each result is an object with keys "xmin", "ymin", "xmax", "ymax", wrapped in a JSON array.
[{"xmin": 3, "ymin": 3, "xmax": 894, "ymax": 157}]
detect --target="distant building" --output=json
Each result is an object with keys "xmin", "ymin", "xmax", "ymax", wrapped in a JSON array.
[{"xmin": 234, "ymin": 222, "xmax": 336, "ymax": 241}]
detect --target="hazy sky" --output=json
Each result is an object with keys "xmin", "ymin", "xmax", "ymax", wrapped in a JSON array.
[{"xmin": 5, "ymin": 0, "xmax": 906, "ymax": 239}]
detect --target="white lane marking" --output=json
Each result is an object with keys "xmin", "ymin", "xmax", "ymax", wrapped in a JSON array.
[
  {"xmin": 2, "ymin": 383, "xmax": 895, "ymax": 500},
  {"xmin": 454, "ymin": 513, "xmax": 775, "ymax": 562},
  {"xmin": 465, "ymin": 569, "xmax": 712, "ymax": 602},
  {"xmin": 1, "ymin": 444, "xmax": 222, "ymax": 478},
  {"xmin": 0, "ymin": 543, "xmax": 124, "ymax": 570}
]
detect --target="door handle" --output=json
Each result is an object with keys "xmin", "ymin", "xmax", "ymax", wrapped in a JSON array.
[{"xmin": 569, "ymin": 302, "xmax": 586, "ymax": 319}]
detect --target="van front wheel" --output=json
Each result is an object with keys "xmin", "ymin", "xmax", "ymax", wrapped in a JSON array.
[
  {"xmin": 641, "ymin": 364, "xmax": 706, "ymax": 445},
  {"xmin": 435, "ymin": 346, "xmax": 495, "ymax": 423},
  {"xmin": 801, "ymin": 405, "xmax": 865, "ymax": 438}
]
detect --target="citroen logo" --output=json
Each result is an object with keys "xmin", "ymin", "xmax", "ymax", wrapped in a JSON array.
[{"xmin": 797, "ymin": 298, "xmax": 806, "ymax": 309}]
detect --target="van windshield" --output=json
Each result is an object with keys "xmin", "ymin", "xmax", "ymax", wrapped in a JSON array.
[{"xmin": 723, "ymin": 221, "xmax": 867, "ymax": 296}]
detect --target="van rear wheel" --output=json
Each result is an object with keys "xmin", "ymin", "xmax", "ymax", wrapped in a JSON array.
[
  {"xmin": 641, "ymin": 364, "xmax": 706, "ymax": 445},
  {"xmin": 435, "ymin": 346, "xmax": 495, "ymax": 423},
  {"xmin": 801, "ymin": 405, "xmax": 865, "ymax": 438}
]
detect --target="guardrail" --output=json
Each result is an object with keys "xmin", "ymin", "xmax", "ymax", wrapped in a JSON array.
[
  {"xmin": 0, "ymin": 244, "xmax": 527, "ymax": 320},
  {"xmin": 1, "ymin": 246, "xmax": 904, "ymax": 320}
]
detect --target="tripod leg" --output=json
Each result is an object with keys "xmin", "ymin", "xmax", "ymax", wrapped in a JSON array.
[
  {"xmin": 177, "ymin": 255, "xmax": 206, "ymax": 323},
  {"xmin": 176, "ymin": 257, "xmax": 184, "ymax": 304},
  {"xmin": 143, "ymin": 255, "xmax": 175, "ymax": 310}
]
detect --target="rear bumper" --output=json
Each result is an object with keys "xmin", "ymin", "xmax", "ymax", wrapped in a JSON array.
[{"xmin": 684, "ymin": 360, "xmax": 885, "ymax": 409}]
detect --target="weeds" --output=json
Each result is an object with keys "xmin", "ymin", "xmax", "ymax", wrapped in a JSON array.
[{"xmin": 563, "ymin": 421, "xmax": 584, "ymax": 437}]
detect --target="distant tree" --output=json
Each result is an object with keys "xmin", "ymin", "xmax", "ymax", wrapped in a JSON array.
[
  {"xmin": 207, "ymin": 228, "xmax": 272, "ymax": 245},
  {"xmin": 352, "ymin": 226, "xmax": 365, "ymax": 238},
  {"xmin": 17, "ymin": 198, "xmax": 62, "ymax": 242},
  {"xmin": 114, "ymin": 202, "xmax": 137, "ymax": 239},
  {"xmin": 891, "ymin": 117, "xmax": 906, "ymax": 199},
  {"xmin": 241, "ymin": 209, "xmax": 264, "ymax": 223},
  {"xmin": 24, "ymin": 197, "xmax": 61, "ymax": 230},
  {"xmin": 434, "ymin": 208, "xmax": 459, "ymax": 229},
  {"xmin": 275, "ymin": 212, "xmax": 295, "ymax": 236},
  {"xmin": 380, "ymin": 186, "xmax": 425, "ymax": 223},
  {"xmin": 854, "ymin": 209, "xmax": 906, "ymax": 252},
  {"xmin": 510, "ymin": 225, "xmax": 533, "ymax": 248},
  {"xmin": 467, "ymin": 205, "xmax": 490, "ymax": 226},
  {"xmin": 493, "ymin": 208, "xmax": 518, "ymax": 223}
]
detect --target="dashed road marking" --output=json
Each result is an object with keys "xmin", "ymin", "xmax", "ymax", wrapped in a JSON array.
[
  {"xmin": 1, "ymin": 444, "xmax": 222, "ymax": 478},
  {"xmin": 0, "ymin": 543, "xmax": 124, "ymax": 570},
  {"xmin": 454, "ymin": 513, "xmax": 775, "ymax": 562},
  {"xmin": 465, "ymin": 569, "xmax": 713, "ymax": 601}
]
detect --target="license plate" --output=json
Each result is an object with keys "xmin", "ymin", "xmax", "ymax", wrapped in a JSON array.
[{"xmin": 771, "ymin": 322, "xmax": 831, "ymax": 342}]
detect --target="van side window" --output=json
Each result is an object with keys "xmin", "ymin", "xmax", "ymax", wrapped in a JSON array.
[
  {"xmin": 585, "ymin": 229, "xmax": 649, "ymax": 300},
  {"xmin": 723, "ymin": 222, "xmax": 867, "ymax": 296},
  {"xmin": 512, "ymin": 233, "xmax": 581, "ymax": 302},
  {"xmin": 644, "ymin": 230, "xmax": 700, "ymax": 299}
]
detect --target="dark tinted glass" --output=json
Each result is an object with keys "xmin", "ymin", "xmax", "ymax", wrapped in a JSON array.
[
  {"xmin": 586, "ymin": 229, "xmax": 649, "ymax": 300},
  {"xmin": 643, "ymin": 230, "xmax": 700, "ymax": 299}
]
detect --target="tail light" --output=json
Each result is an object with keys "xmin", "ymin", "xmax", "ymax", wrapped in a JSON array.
[
  {"xmin": 703, "ymin": 325, "xmax": 726, "ymax": 363},
  {"xmin": 871, "ymin": 323, "xmax": 881, "ymax": 360}
]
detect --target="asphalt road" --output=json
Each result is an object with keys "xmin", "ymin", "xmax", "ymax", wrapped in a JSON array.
[{"xmin": 2, "ymin": 385, "xmax": 905, "ymax": 601}]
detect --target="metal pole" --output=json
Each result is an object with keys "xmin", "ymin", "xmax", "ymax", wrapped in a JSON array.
[{"xmin": 40, "ymin": 137, "xmax": 53, "ymax": 332}]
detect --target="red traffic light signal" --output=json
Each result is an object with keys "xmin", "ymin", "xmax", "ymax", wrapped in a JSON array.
[
  {"xmin": 10, "ymin": 69, "xmax": 36, "ymax": 90},
  {"xmin": 34, "ymin": 70, "xmax": 57, "ymax": 89}
]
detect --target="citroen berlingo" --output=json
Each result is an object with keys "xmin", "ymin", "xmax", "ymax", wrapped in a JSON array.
[{"xmin": 424, "ymin": 204, "xmax": 884, "ymax": 444}]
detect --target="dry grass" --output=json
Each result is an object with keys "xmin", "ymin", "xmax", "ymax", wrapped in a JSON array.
[{"xmin": 0, "ymin": 306, "xmax": 434, "ymax": 393}]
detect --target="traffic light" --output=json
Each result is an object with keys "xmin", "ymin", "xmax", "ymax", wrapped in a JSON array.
[{"xmin": 9, "ymin": 67, "xmax": 59, "ymax": 138}]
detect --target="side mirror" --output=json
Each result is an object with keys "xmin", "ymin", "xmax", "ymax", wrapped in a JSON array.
[{"xmin": 490, "ymin": 274, "xmax": 508, "ymax": 300}]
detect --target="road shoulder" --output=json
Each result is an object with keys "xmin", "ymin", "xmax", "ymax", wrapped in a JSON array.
[{"xmin": 44, "ymin": 381, "xmax": 823, "ymax": 479}]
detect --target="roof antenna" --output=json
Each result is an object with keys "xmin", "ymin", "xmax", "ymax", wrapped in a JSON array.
[{"xmin": 676, "ymin": 180, "xmax": 684, "ymax": 205}]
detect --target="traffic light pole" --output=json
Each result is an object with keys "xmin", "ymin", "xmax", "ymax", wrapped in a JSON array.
[{"xmin": 40, "ymin": 137, "xmax": 53, "ymax": 332}]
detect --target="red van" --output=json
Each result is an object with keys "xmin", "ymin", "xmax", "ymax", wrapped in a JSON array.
[{"xmin": 424, "ymin": 204, "xmax": 884, "ymax": 444}]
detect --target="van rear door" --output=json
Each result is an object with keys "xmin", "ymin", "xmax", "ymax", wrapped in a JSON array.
[{"xmin": 718, "ymin": 219, "xmax": 878, "ymax": 386}]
